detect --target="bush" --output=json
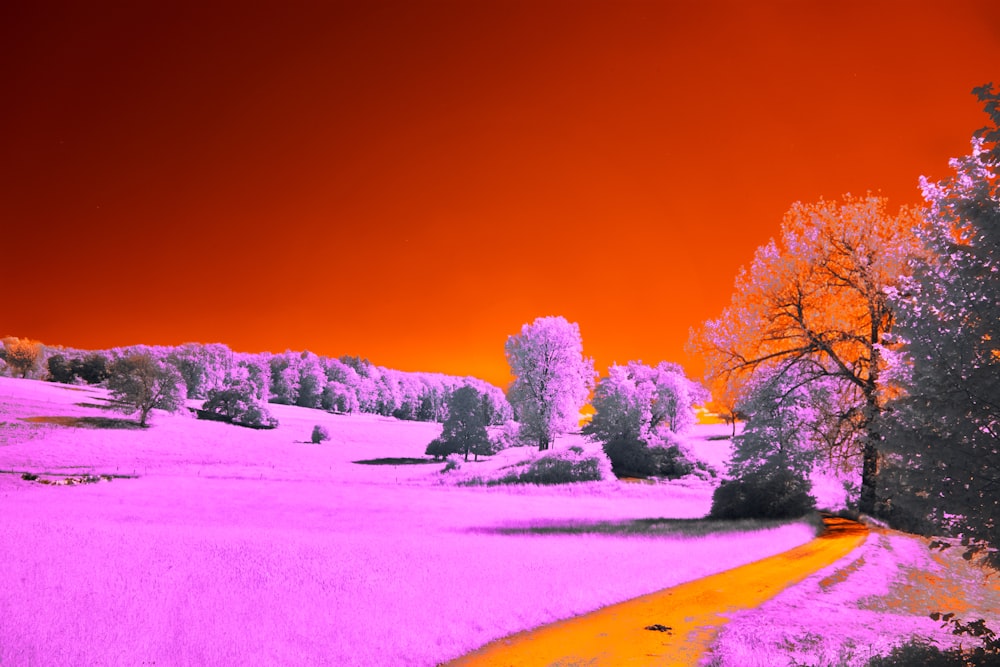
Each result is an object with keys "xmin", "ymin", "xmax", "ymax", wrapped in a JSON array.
[
  {"xmin": 603, "ymin": 437, "xmax": 693, "ymax": 479},
  {"xmin": 202, "ymin": 385, "xmax": 278, "ymax": 429},
  {"xmin": 491, "ymin": 449, "xmax": 606, "ymax": 485},
  {"xmin": 311, "ymin": 425, "xmax": 330, "ymax": 444},
  {"xmin": 441, "ymin": 458, "xmax": 460, "ymax": 473},
  {"xmin": 426, "ymin": 437, "xmax": 460, "ymax": 460},
  {"xmin": 47, "ymin": 354, "xmax": 76, "ymax": 384},
  {"xmin": 710, "ymin": 468, "xmax": 816, "ymax": 519}
]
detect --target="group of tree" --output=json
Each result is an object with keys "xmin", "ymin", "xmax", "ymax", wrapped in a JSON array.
[
  {"xmin": 691, "ymin": 85, "xmax": 1000, "ymax": 565},
  {"xmin": 582, "ymin": 360, "xmax": 707, "ymax": 477},
  {"xmin": 500, "ymin": 316, "xmax": 707, "ymax": 479},
  {"xmin": 3, "ymin": 337, "xmax": 513, "ymax": 431}
]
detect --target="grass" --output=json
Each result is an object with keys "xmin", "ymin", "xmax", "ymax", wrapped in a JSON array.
[{"xmin": 0, "ymin": 376, "xmax": 821, "ymax": 667}]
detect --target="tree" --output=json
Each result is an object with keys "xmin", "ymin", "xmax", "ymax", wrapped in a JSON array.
[
  {"xmin": 882, "ymin": 85, "xmax": 1000, "ymax": 565},
  {"xmin": 506, "ymin": 316, "xmax": 596, "ymax": 450},
  {"xmin": 2, "ymin": 337, "xmax": 43, "ymax": 378},
  {"xmin": 728, "ymin": 365, "xmax": 831, "ymax": 479},
  {"xmin": 72, "ymin": 352, "xmax": 109, "ymax": 384},
  {"xmin": 47, "ymin": 354, "xmax": 76, "ymax": 384},
  {"xmin": 202, "ymin": 363, "xmax": 278, "ymax": 428},
  {"xmin": 690, "ymin": 195, "xmax": 923, "ymax": 515},
  {"xmin": 107, "ymin": 351, "xmax": 185, "ymax": 426},
  {"xmin": 427, "ymin": 386, "xmax": 494, "ymax": 462},
  {"xmin": 585, "ymin": 361, "xmax": 704, "ymax": 446}
]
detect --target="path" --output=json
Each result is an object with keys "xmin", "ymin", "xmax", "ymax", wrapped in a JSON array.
[{"xmin": 446, "ymin": 516, "xmax": 868, "ymax": 666}]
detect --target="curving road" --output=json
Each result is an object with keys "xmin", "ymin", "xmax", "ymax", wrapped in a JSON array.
[{"xmin": 446, "ymin": 516, "xmax": 868, "ymax": 666}]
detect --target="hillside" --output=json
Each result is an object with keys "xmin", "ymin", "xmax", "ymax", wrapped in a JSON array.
[{"xmin": 0, "ymin": 376, "xmax": 818, "ymax": 666}]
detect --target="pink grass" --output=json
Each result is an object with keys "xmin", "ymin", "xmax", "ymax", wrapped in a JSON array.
[{"xmin": 1, "ymin": 378, "xmax": 817, "ymax": 666}]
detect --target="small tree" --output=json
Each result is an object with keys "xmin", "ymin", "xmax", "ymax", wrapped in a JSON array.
[
  {"xmin": 202, "ymin": 365, "xmax": 278, "ymax": 429},
  {"xmin": 506, "ymin": 316, "xmax": 596, "ymax": 450},
  {"xmin": 72, "ymin": 352, "xmax": 109, "ymax": 384},
  {"xmin": 107, "ymin": 352, "xmax": 185, "ymax": 427},
  {"xmin": 2, "ymin": 337, "xmax": 43, "ymax": 378},
  {"xmin": 47, "ymin": 354, "xmax": 76, "ymax": 384},
  {"xmin": 311, "ymin": 425, "xmax": 330, "ymax": 443},
  {"xmin": 433, "ymin": 385, "xmax": 494, "ymax": 462}
]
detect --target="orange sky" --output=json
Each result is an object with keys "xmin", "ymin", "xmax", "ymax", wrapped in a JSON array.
[{"xmin": 3, "ymin": 1, "xmax": 999, "ymax": 389}]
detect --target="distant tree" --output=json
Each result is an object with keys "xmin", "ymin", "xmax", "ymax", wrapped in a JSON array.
[
  {"xmin": 167, "ymin": 343, "xmax": 232, "ymax": 398},
  {"xmin": 106, "ymin": 351, "xmax": 185, "ymax": 426},
  {"xmin": 689, "ymin": 195, "xmax": 924, "ymax": 515},
  {"xmin": 585, "ymin": 361, "xmax": 706, "ymax": 445},
  {"xmin": 427, "ymin": 385, "xmax": 494, "ymax": 462},
  {"xmin": 202, "ymin": 363, "xmax": 278, "ymax": 428},
  {"xmin": 46, "ymin": 354, "xmax": 76, "ymax": 384},
  {"xmin": 268, "ymin": 352, "xmax": 300, "ymax": 405},
  {"xmin": 2, "ymin": 337, "xmax": 43, "ymax": 378},
  {"xmin": 295, "ymin": 351, "xmax": 325, "ymax": 409},
  {"xmin": 882, "ymin": 85, "xmax": 1000, "ymax": 565},
  {"xmin": 72, "ymin": 352, "xmax": 109, "ymax": 385},
  {"xmin": 506, "ymin": 316, "xmax": 596, "ymax": 450}
]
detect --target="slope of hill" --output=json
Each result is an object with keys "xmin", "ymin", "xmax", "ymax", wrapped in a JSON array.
[{"xmin": 0, "ymin": 376, "xmax": 818, "ymax": 666}]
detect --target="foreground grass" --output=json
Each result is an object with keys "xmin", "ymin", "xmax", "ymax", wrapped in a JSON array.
[
  {"xmin": 0, "ymin": 377, "xmax": 819, "ymax": 667},
  {"xmin": 703, "ymin": 524, "xmax": 1000, "ymax": 666}
]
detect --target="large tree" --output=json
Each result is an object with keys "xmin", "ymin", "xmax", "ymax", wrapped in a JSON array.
[
  {"xmin": 506, "ymin": 316, "xmax": 596, "ymax": 450},
  {"xmin": 690, "ymin": 195, "xmax": 923, "ymax": 514},
  {"xmin": 2, "ymin": 337, "xmax": 43, "ymax": 378},
  {"xmin": 882, "ymin": 85, "xmax": 1000, "ymax": 564},
  {"xmin": 107, "ymin": 351, "xmax": 185, "ymax": 427}
]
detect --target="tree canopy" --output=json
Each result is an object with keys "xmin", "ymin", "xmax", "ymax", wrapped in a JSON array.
[
  {"xmin": 691, "ymin": 194, "xmax": 923, "ymax": 514},
  {"xmin": 506, "ymin": 316, "xmax": 596, "ymax": 450}
]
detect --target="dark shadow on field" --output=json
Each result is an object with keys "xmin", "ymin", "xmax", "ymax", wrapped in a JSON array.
[
  {"xmin": 20, "ymin": 416, "xmax": 144, "ymax": 429},
  {"xmin": 75, "ymin": 401, "xmax": 118, "ymax": 410},
  {"xmin": 353, "ymin": 457, "xmax": 440, "ymax": 466},
  {"xmin": 473, "ymin": 516, "xmax": 799, "ymax": 538}
]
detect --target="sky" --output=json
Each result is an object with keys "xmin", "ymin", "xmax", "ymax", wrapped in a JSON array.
[{"xmin": 3, "ymin": 1, "xmax": 1000, "ymax": 389}]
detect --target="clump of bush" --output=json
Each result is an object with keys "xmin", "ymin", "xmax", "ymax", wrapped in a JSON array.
[
  {"xmin": 710, "ymin": 467, "xmax": 816, "ymax": 519},
  {"xmin": 603, "ymin": 437, "xmax": 694, "ymax": 479},
  {"xmin": 466, "ymin": 448, "xmax": 610, "ymax": 486},
  {"xmin": 441, "ymin": 458, "xmax": 460, "ymax": 473},
  {"xmin": 867, "ymin": 613, "xmax": 1000, "ymax": 667},
  {"xmin": 201, "ymin": 369, "xmax": 278, "ymax": 429},
  {"xmin": 311, "ymin": 425, "xmax": 330, "ymax": 444}
]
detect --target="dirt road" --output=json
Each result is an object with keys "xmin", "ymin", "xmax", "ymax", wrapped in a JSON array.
[{"xmin": 446, "ymin": 516, "xmax": 867, "ymax": 666}]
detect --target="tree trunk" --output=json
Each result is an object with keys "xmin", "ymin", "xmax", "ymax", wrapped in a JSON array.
[{"xmin": 858, "ymin": 390, "xmax": 881, "ymax": 516}]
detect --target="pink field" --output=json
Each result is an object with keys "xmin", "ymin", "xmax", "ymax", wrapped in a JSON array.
[{"xmin": 1, "ymin": 378, "xmax": 818, "ymax": 666}]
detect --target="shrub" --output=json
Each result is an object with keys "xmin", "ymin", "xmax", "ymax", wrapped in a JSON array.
[
  {"xmin": 73, "ymin": 352, "xmax": 109, "ymax": 385},
  {"xmin": 47, "ymin": 354, "xmax": 76, "ymax": 384},
  {"xmin": 710, "ymin": 468, "xmax": 816, "ymax": 520},
  {"xmin": 491, "ymin": 449, "xmax": 606, "ymax": 485},
  {"xmin": 441, "ymin": 458, "xmax": 460, "ymax": 473},
  {"xmin": 311, "ymin": 425, "xmax": 330, "ymax": 444},
  {"xmin": 201, "ymin": 366, "xmax": 278, "ymax": 429},
  {"xmin": 603, "ymin": 437, "xmax": 693, "ymax": 479},
  {"xmin": 426, "ymin": 437, "xmax": 460, "ymax": 460}
]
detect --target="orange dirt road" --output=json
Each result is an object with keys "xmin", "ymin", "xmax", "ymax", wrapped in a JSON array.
[{"xmin": 446, "ymin": 517, "xmax": 868, "ymax": 667}]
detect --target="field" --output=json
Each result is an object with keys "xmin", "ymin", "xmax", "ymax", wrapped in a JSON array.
[{"xmin": 0, "ymin": 377, "xmax": 820, "ymax": 666}]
